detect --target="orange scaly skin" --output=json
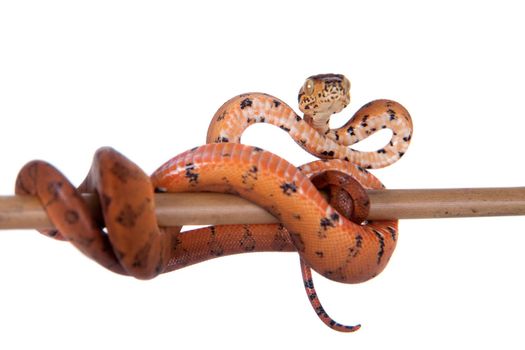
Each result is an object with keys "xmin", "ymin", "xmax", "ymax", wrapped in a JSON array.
[
  {"xmin": 207, "ymin": 74, "xmax": 412, "ymax": 169},
  {"xmin": 152, "ymin": 143, "xmax": 397, "ymax": 284},
  {"xmin": 201, "ymin": 74, "xmax": 409, "ymax": 330},
  {"xmin": 15, "ymin": 148, "xmax": 172, "ymax": 280},
  {"xmin": 14, "ymin": 74, "xmax": 410, "ymax": 332},
  {"xmin": 151, "ymin": 142, "xmax": 399, "ymax": 332}
]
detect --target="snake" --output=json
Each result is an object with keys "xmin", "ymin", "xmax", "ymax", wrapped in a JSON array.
[
  {"xmin": 14, "ymin": 74, "xmax": 412, "ymax": 332},
  {"xmin": 207, "ymin": 73, "xmax": 412, "ymax": 169}
]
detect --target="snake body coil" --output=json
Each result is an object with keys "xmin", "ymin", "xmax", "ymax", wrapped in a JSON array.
[{"xmin": 14, "ymin": 74, "xmax": 412, "ymax": 332}]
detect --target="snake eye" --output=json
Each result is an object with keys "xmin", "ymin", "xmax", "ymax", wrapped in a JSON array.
[{"xmin": 303, "ymin": 79, "xmax": 315, "ymax": 96}]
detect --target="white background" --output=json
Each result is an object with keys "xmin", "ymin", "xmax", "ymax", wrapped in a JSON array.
[{"xmin": 1, "ymin": 1, "xmax": 525, "ymax": 349}]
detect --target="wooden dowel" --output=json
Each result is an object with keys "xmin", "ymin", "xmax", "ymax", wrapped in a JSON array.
[
  {"xmin": 1, "ymin": 187, "xmax": 525, "ymax": 230},
  {"xmin": 368, "ymin": 187, "xmax": 525, "ymax": 219}
]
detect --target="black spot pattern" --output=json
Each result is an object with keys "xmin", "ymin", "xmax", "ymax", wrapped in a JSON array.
[
  {"xmin": 387, "ymin": 108, "xmax": 396, "ymax": 118},
  {"xmin": 116, "ymin": 204, "xmax": 139, "ymax": 228},
  {"xmin": 240, "ymin": 98, "xmax": 253, "ymax": 109},
  {"xmin": 280, "ymin": 182, "xmax": 297, "ymax": 196},
  {"xmin": 321, "ymin": 150, "xmax": 335, "ymax": 157},
  {"xmin": 110, "ymin": 162, "xmax": 139, "ymax": 183},
  {"xmin": 347, "ymin": 234, "xmax": 363, "ymax": 259},
  {"xmin": 215, "ymin": 136, "xmax": 230, "ymax": 143},
  {"xmin": 389, "ymin": 111, "xmax": 397, "ymax": 121},
  {"xmin": 387, "ymin": 226, "xmax": 397, "ymax": 241},
  {"xmin": 208, "ymin": 227, "xmax": 224, "ymax": 257},
  {"xmin": 239, "ymin": 226, "xmax": 256, "ymax": 251},
  {"xmin": 304, "ymin": 278, "xmax": 314, "ymax": 289},
  {"xmin": 320, "ymin": 217, "xmax": 336, "ymax": 230},
  {"xmin": 373, "ymin": 229, "xmax": 386, "ymax": 265},
  {"xmin": 316, "ymin": 306, "xmax": 328, "ymax": 318},
  {"xmin": 241, "ymin": 165, "xmax": 258, "ymax": 190},
  {"xmin": 216, "ymin": 111, "xmax": 226, "ymax": 121},
  {"xmin": 184, "ymin": 163, "xmax": 199, "ymax": 184}
]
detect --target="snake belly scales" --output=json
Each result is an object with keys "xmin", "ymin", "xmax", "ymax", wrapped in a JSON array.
[{"xmin": 15, "ymin": 74, "xmax": 412, "ymax": 332}]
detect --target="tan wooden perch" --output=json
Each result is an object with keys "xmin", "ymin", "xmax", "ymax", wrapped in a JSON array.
[{"xmin": 1, "ymin": 187, "xmax": 525, "ymax": 230}]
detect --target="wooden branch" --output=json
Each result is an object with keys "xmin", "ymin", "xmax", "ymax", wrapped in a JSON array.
[{"xmin": 1, "ymin": 187, "xmax": 525, "ymax": 230}]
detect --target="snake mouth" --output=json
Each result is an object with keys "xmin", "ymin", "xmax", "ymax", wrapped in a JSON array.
[
  {"xmin": 301, "ymin": 100, "xmax": 317, "ymax": 111},
  {"xmin": 300, "ymin": 93, "xmax": 349, "ymax": 114},
  {"xmin": 308, "ymin": 99, "xmax": 340, "ymax": 113}
]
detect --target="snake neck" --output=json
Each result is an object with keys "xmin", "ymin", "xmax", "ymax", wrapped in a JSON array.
[{"xmin": 304, "ymin": 112, "xmax": 332, "ymax": 135}]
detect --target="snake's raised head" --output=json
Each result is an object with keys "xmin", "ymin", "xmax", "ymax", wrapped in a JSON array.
[{"xmin": 298, "ymin": 74, "xmax": 351, "ymax": 130}]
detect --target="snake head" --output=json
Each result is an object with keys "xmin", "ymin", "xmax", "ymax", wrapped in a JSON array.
[{"xmin": 298, "ymin": 74, "xmax": 351, "ymax": 117}]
